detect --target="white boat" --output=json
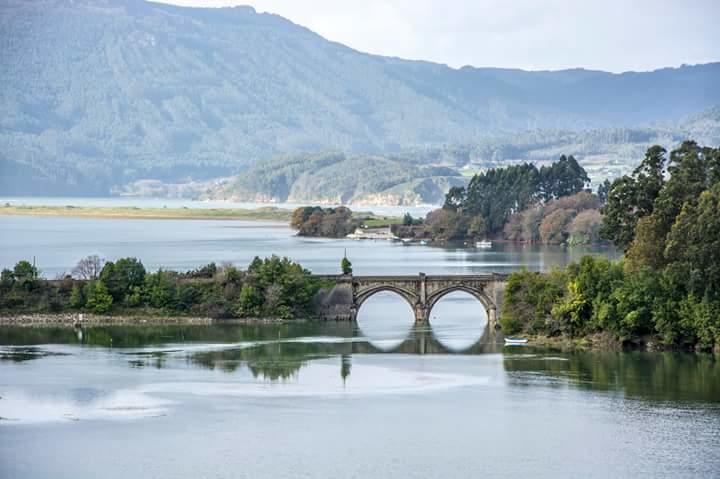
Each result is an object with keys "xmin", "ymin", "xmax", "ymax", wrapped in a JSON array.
[
  {"xmin": 419, "ymin": 240, "xmax": 428, "ymax": 246},
  {"xmin": 504, "ymin": 338, "xmax": 528, "ymax": 345},
  {"xmin": 476, "ymin": 240, "xmax": 492, "ymax": 248}
]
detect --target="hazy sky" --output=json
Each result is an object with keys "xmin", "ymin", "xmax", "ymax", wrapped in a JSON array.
[{"xmin": 158, "ymin": 0, "xmax": 719, "ymax": 72}]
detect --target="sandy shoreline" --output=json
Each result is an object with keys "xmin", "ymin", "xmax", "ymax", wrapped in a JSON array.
[{"xmin": 0, "ymin": 204, "xmax": 293, "ymax": 222}]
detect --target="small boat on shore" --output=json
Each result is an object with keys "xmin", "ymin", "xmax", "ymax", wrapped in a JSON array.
[
  {"xmin": 504, "ymin": 337, "xmax": 528, "ymax": 345},
  {"xmin": 476, "ymin": 240, "xmax": 492, "ymax": 249}
]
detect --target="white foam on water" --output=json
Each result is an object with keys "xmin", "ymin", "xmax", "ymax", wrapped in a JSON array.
[{"xmin": 0, "ymin": 389, "xmax": 174, "ymax": 424}]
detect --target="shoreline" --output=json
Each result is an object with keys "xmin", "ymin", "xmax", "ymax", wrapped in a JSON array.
[
  {"xmin": 0, "ymin": 313, "xmax": 293, "ymax": 328},
  {"xmin": 0, "ymin": 204, "xmax": 293, "ymax": 222}
]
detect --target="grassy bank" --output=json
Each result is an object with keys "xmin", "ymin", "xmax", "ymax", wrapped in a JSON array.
[
  {"xmin": 359, "ymin": 215, "xmax": 404, "ymax": 228},
  {"xmin": 0, "ymin": 204, "xmax": 293, "ymax": 221}
]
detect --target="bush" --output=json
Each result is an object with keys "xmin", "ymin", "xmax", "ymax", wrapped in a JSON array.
[
  {"xmin": 501, "ymin": 269, "xmax": 566, "ymax": 335},
  {"xmin": 84, "ymin": 281, "xmax": 113, "ymax": 314}
]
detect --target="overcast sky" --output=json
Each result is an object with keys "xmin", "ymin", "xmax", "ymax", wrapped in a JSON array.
[{"xmin": 158, "ymin": 0, "xmax": 719, "ymax": 72}]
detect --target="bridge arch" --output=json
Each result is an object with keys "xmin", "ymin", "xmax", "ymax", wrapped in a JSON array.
[
  {"xmin": 425, "ymin": 285, "xmax": 495, "ymax": 322},
  {"xmin": 354, "ymin": 285, "xmax": 418, "ymax": 313}
]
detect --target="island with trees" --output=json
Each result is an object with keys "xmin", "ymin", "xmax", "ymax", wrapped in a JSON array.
[
  {"xmin": 421, "ymin": 154, "xmax": 602, "ymax": 244},
  {"xmin": 288, "ymin": 154, "xmax": 605, "ymax": 246}
]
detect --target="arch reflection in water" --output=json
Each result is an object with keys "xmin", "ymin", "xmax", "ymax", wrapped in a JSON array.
[
  {"xmin": 428, "ymin": 291, "xmax": 488, "ymax": 352},
  {"xmin": 355, "ymin": 291, "xmax": 415, "ymax": 351}
]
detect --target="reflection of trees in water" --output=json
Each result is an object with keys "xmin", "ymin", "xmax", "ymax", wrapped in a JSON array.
[
  {"xmin": 189, "ymin": 341, "xmax": 346, "ymax": 381},
  {"xmin": 503, "ymin": 351, "xmax": 720, "ymax": 403},
  {"xmin": 0, "ymin": 327, "xmax": 80, "ymax": 347},
  {"xmin": 341, "ymin": 354, "xmax": 351, "ymax": 385},
  {"xmin": 0, "ymin": 346, "xmax": 70, "ymax": 362},
  {"xmin": 124, "ymin": 350, "xmax": 168, "ymax": 369},
  {"xmin": 0, "ymin": 322, "xmax": 355, "ymax": 348}
]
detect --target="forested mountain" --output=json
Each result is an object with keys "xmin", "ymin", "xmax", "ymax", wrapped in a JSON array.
[
  {"xmin": 1, "ymin": 0, "xmax": 720, "ymax": 195},
  {"xmin": 204, "ymin": 152, "xmax": 467, "ymax": 206}
]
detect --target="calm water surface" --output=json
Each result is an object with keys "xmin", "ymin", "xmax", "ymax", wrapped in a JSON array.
[
  {"xmin": 0, "ymin": 215, "xmax": 618, "ymax": 276},
  {"xmin": 1, "ymin": 294, "xmax": 719, "ymax": 478}
]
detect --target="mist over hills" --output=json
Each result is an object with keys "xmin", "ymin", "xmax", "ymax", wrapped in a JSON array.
[{"xmin": 1, "ymin": 0, "xmax": 719, "ymax": 198}]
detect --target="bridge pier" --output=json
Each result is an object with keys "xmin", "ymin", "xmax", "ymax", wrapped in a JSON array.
[
  {"xmin": 488, "ymin": 306, "xmax": 497, "ymax": 330},
  {"xmin": 414, "ymin": 302, "xmax": 428, "ymax": 323}
]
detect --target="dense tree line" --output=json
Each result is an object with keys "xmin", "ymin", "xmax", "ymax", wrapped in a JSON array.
[
  {"xmin": 426, "ymin": 155, "xmax": 591, "ymax": 241},
  {"xmin": 502, "ymin": 142, "xmax": 720, "ymax": 351},
  {"xmin": 0, "ymin": 256, "xmax": 322, "ymax": 320},
  {"xmin": 504, "ymin": 192, "xmax": 602, "ymax": 245}
]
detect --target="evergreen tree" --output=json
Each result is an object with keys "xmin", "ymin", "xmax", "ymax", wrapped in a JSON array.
[{"xmin": 341, "ymin": 256, "xmax": 353, "ymax": 275}]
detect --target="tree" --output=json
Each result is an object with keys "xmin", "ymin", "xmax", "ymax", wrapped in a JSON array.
[
  {"xmin": 467, "ymin": 216, "xmax": 487, "ymax": 240},
  {"xmin": 600, "ymin": 176, "xmax": 643, "ymax": 251},
  {"xmin": 72, "ymin": 255, "xmax": 104, "ymax": 280},
  {"xmin": 600, "ymin": 145, "xmax": 667, "ymax": 251},
  {"xmin": 633, "ymin": 145, "xmax": 666, "ymax": 214},
  {"xmin": 236, "ymin": 255, "xmax": 320, "ymax": 319},
  {"xmin": 100, "ymin": 257, "xmax": 146, "ymax": 302},
  {"xmin": 236, "ymin": 284, "xmax": 263, "ymax": 317},
  {"xmin": 664, "ymin": 183, "xmax": 720, "ymax": 300},
  {"xmin": 625, "ymin": 215, "xmax": 667, "ymax": 272},
  {"xmin": 1, "ymin": 268, "xmax": 14, "ymax": 285},
  {"xmin": 144, "ymin": 270, "xmax": 177, "ymax": 309},
  {"xmin": 538, "ymin": 208, "xmax": 575, "ymax": 244},
  {"xmin": 84, "ymin": 281, "xmax": 113, "ymax": 314},
  {"xmin": 597, "ymin": 179, "xmax": 611, "ymax": 205},
  {"xmin": 291, "ymin": 206, "xmax": 358, "ymax": 237},
  {"xmin": 539, "ymin": 155, "xmax": 589, "ymax": 201},
  {"xmin": 69, "ymin": 284, "xmax": 85, "ymax": 309},
  {"xmin": 501, "ymin": 269, "xmax": 566, "ymax": 335},
  {"xmin": 443, "ymin": 186, "xmax": 466, "ymax": 211},
  {"xmin": 13, "ymin": 260, "xmax": 38, "ymax": 282},
  {"xmin": 341, "ymin": 256, "xmax": 353, "ymax": 275},
  {"xmin": 402, "ymin": 213, "xmax": 413, "ymax": 226},
  {"xmin": 175, "ymin": 284, "xmax": 200, "ymax": 311},
  {"xmin": 424, "ymin": 208, "xmax": 468, "ymax": 241},
  {"xmin": 567, "ymin": 209, "xmax": 602, "ymax": 245}
]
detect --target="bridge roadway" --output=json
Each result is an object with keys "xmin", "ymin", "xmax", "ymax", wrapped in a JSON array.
[{"xmin": 313, "ymin": 273, "xmax": 509, "ymax": 328}]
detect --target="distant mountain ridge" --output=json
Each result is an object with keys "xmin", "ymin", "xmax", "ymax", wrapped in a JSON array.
[{"xmin": 1, "ymin": 0, "xmax": 719, "ymax": 195}]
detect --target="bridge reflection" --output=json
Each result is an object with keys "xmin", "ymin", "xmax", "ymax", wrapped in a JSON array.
[
  {"xmin": 182, "ymin": 322, "xmax": 500, "ymax": 380},
  {"xmin": 352, "ymin": 323, "xmax": 500, "ymax": 355},
  {"xmin": 0, "ymin": 321, "xmax": 502, "ymax": 383}
]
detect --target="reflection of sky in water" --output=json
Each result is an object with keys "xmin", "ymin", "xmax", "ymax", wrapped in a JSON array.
[
  {"xmin": 355, "ymin": 291, "xmax": 415, "ymax": 351},
  {"xmin": 1, "ymin": 325, "xmax": 719, "ymax": 479},
  {"xmin": 428, "ymin": 292, "xmax": 487, "ymax": 352},
  {"xmin": 0, "ymin": 348, "xmax": 489, "ymax": 424}
]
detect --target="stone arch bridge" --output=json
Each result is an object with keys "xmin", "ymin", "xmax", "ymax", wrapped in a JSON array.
[{"xmin": 315, "ymin": 273, "xmax": 509, "ymax": 328}]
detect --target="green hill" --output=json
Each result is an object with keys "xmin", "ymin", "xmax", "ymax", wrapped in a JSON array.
[{"xmin": 1, "ymin": 0, "xmax": 719, "ymax": 196}]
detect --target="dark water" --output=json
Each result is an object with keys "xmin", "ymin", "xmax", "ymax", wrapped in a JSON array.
[{"xmin": 1, "ymin": 293, "xmax": 719, "ymax": 478}]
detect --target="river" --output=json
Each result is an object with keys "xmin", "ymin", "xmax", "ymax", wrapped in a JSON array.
[{"xmin": 0, "ymin": 198, "xmax": 718, "ymax": 478}]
